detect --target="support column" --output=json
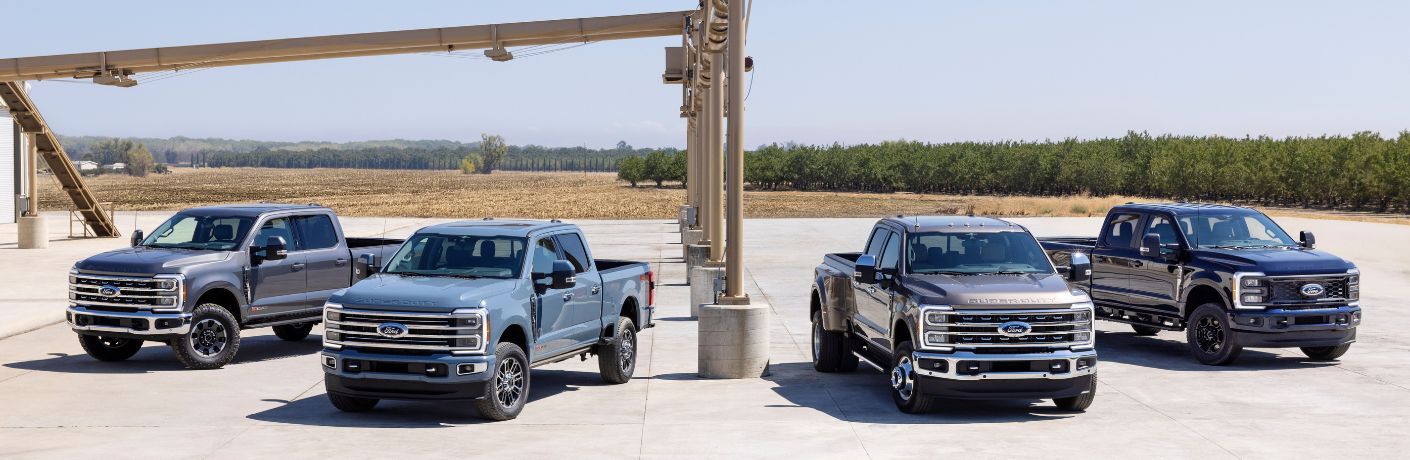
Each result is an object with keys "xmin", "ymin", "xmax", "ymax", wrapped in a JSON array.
[
  {"xmin": 705, "ymin": 52, "xmax": 724, "ymax": 262},
  {"xmin": 18, "ymin": 132, "xmax": 48, "ymax": 249},
  {"xmin": 721, "ymin": 0, "xmax": 747, "ymax": 302}
]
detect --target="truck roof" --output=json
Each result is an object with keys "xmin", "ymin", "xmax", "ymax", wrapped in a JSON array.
[
  {"xmin": 1113, "ymin": 202, "xmax": 1252, "ymax": 215},
  {"xmin": 416, "ymin": 219, "xmax": 575, "ymax": 238},
  {"xmin": 180, "ymin": 203, "xmax": 329, "ymax": 217},
  {"xmin": 881, "ymin": 215, "xmax": 1025, "ymax": 233}
]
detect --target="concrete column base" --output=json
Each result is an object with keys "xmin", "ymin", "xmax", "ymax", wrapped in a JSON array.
[
  {"xmin": 688, "ymin": 263, "xmax": 724, "ymax": 318},
  {"xmin": 17, "ymin": 216, "xmax": 48, "ymax": 249},
  {"xmin": 681, "ymin": 229, "xmax": 703, "ymax": 259},
  {"xmin": 698, "ymin": 300, "xmax": 770, "ymax": 379},
  {"xmin": 684, "ymin": 243, "xmax": 710, "ymax": 277}
]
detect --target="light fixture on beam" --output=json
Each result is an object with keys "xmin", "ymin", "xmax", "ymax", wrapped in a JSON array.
[{"xmin": 92, "ymin": 73, "xmax": 138, "ymax": 88}]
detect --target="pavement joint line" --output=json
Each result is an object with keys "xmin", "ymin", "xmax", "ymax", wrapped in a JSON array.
[
  {"xmin": 1332, "ymin": 364, "xmax": 1410, "ymax": 392},
  {"xmin": 1097, "ymin": 378, "xmax": 1242, "ymax": 459}
]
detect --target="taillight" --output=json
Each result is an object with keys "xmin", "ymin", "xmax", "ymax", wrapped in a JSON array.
[{"xmin": 647, "ymin": 271, "xmax": 656, "ymax": 306}]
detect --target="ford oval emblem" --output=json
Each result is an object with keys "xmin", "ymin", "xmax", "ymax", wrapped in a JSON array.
[
  {"xmin": 98, "ymin": 285, "xmax": 120, "ymax": 297},
  {"xmin": 377, "ymin": 322, "xmax": 409, "ymax": 338},
  {"xmin": 997, "ymin": 321, "xmax": 1032, "ymax": 338},
  {"xmin": 1300, "ymin": 283, "xmax": 1325, "ymax": 298}
]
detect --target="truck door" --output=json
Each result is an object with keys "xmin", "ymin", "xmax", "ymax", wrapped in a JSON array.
[
  {"xmin": 857, "ymin": 229, "xmax": 901, "ymax": 350},
  {"xmin": 554, "ymin": 232, "xmax": 604, "ymax": 348},
  {"xmin": 1091, "ymin": 212, "xmax": 1141, "ymax": 308},
  {"xmin": 1129, "ymin": 213, "xmax": 1183, "ymax": 314},
  {"xmin": 248, "ymin": 216, "xmax": 309, "ymax": 316},
  {"xmin": 530, "ymin": 236, "xmax": 574, "ymax": 357},
  {"xmin": 293, "ymin": 214, "xmax": 350, "ymax": 309}
]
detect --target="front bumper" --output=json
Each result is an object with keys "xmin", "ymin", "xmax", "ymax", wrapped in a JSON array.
[
  {"xmin": 67, "ymin": 305, "xmax": 191, "ymax": 339},
  {"xmin": 911, "ymin": 348, "xmax": 1098, "ymax": 400},
  {"xmin": 1230, "ymin": 305, "xmax": 1360, "ymax": 348},
  {"xmin": 321, "ymin": 348, "xmax": 494, "ymax": 401}
]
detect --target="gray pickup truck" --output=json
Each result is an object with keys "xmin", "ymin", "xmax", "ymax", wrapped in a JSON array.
[
  {"xmin": 320, "ymin": 219, "xmax": 654, "ymax": 421},
  {"xmin": 812, "ymin": 216, "xmax": 1098, "ymax": 413},
  {"xmin": 67, "ymin": 204, "xmax": 402, "ymax": 369}
]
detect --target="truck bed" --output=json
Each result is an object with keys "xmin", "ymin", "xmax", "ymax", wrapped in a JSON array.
[
  {"xmin": 597, "ymin": 259, "xmax": 648, "ymax": 273},
  {"xmin": 347, "ymin": 237, "xmax": 403, "ymax": 249}
]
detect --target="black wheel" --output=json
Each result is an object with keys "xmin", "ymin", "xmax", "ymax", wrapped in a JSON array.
[
  {"xmin": 1131, "ymin": 324, "xmax": 1161, "ymax": 336},
  {"xmin": 811, "ymin": 311, "xmax": 857, "ymax": 372},
  {"xmin": 272, "ymin": 323, "xmax": 314, "ymax": 341},
  {"xmin": 78, "ymin": 335, "xmax": 143, "ymax": 362},
  {"xmin": 1186, "ymin": 303, "xmax": 1242, "ymax": 366},
  {"xmin": 1054, "ymin": 375, "xmax": 1097, "ymax": 411},
  {"xmin": 1301, "ymin": 343, "xmax": 1351, "ymax": 361},
  {"xmin": 327, "ymin": 393, "xmax": 379, "ymax": 412},
  {"xmin": 598, "ymin": 316, "xmax": 638, "ymax": 384},
  {"xmin": 170, "ymin": 303, "xmax": 241, "ymax": 370},
  {"xmin": 474, "ymin": 341, "xmax": 530, "ymax": 421},
  {"xmin": 890, "ymin": 341, "xmax": 935, "ymax": 414}
]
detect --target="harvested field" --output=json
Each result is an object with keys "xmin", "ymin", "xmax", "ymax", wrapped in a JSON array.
[{"xmin": 37, "ymin": 168, "xmax": 1410, "ymax": 224}]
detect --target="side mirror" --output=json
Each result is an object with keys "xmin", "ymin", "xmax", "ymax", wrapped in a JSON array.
[
  {"xmin": 1068, "ymin": 251, "xmax": 1092, "ymax": 282},
  {"xmin": 1139, "ymin": 233, "xmax": 1161, "ymax": 257},
  {"xmin": 263, "ymin": 236, "xmax": 288, "ymax": 261},
  {"xmin": 549, "ymin": 260, "xmax": 576, "ymax": 290},
  {"xmin": 358, "ymin": 252, "xmax": 381, "ymax": 276},
  {"xmin": 130, "ymin": 229, "xmax": 144, "ymax": 247},
  {"xmin": 1300, "ymin": 231, "xmax": 1316, "ymax": 249},
  {"xmin": 853, "ymin": 254, "xmax": 878, "ymax": 284}
]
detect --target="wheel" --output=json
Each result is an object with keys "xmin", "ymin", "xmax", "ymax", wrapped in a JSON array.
[
  {"xmin": 889, "ymin": 341, "xmax": 936, "ymax": 414},
  {"xmin": 1301, "ymin": 343, "xmax": 1351, "ymax": 361},
  {"xmin": 169, "ymin": 304, "xmax": 241, "ymax": 370},
  {"xmin": 1054, "ymin": 375, "xmax": 1097, "ymax": 411},
  {"xmin": 78, "ymin": 335, "xmax": 143, "ymax": 362},
  {"xmin": 1186, "ymin": 303, "xmax": 1242, "ymax": 366},
  {"xmin": 474, "ymin": 341, "xmax": 530, "ymax": 421},
  {"xmin": 272, "ymin": 323, "xmax": 314, "ymax": 341},
  {"xmin": 811, "ymin": 311, "xmax": 857, "ymax": 372},
  {"xmin": 598, "ymin": 316, "xmax": 638, "ymax": 384},
  {"xmin": 1131, "ymin": 324, "xmax": 1161, "ymax": 336},
  {"xmin": 327, "ymin": 393, "xmax": 379, "ymax": 412}
]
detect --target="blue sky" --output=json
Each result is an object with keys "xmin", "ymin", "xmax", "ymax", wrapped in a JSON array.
[{"xmin": 3, "ymin": 0, "xmax": 1408, "ymax": 148}]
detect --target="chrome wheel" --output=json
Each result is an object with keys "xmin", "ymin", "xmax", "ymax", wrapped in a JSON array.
[
  {"xmin": 495, "ymin": 357, "xmax": 525, "ymax": 408},
  {"xmin": 190, "ymin": 318, "xmax": 228, "ymax": 357},
  {"xmin": 1195, "ymin": 315, "xmax": 1224, "ymax": 354},
  {"xmin": 619, "ymin": 328, "xmax": 636, "ymax": 371},
  {"xmin": 891, "ymin": 355, "xmax": 915, "ymax": 401},
  {"xmin": 811, "ymin": 320, "xmax": 822, "ymax": 362}
]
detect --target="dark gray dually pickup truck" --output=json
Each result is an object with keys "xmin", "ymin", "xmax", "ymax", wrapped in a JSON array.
[
  {"xmin": 320, "ymin": 219, "xmax": 654, "ymax": 421},
  {"xmin": 67, "ymin": 204, "xmax": 401, "ymax": 369},
  {"xmin": 812, "ymin": 216, "xmax": 1098, "ymax": 414}
]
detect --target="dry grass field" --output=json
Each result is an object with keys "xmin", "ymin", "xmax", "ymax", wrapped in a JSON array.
[{"xmin": 37, "ymin": 167, "xmax": 1410, "ymax": 224}]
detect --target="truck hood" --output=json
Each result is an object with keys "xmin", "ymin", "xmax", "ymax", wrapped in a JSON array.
[
  {"xmin": 902, "ymin": 273, "xmax": 1085, "ymax": 307},
  {"xmin": 331, "ymin": 273, "xmax": 519, "ymax": 313},
  {"xmin": 1191, "ymin": 247, "xmax": 1354, "ymax": 276},
  {"xmin": 74, "ymin": 247, "xmax": 232, "ymax": 275}
]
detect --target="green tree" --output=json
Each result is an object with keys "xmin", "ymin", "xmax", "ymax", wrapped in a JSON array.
[
  {"xmin": 124, "ymin": 143, "xmax": 155, "ymax": 177},
  {"xmin": 459, "ymin": 152, "xmax": 482, "ymax": 174},
  {"xmin": 479, "ymin": 133, "xmax": 508, "ymax": 173},
  {"xmin": 617, "ymin": 156, "xmax": 646, "ymax": 187}
]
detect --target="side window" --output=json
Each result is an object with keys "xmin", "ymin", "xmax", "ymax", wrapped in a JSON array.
[
  {"xmin": 254, "ymin": 217, "xmax": 297, "ymax": 248},
  {"xmin": 295, "ymin": 215, "xmax": 339, "ymax": 250},
  {"xmin": 1143, "ymin": 215, "xmax": 1180, "ymax": 247},
  {"xmin": 531, "ymin": 237, "xmax": 559, "ymax": 276},
  {"xmin": 864, "ymin": 228, "xmax": 889, "ymax": 257},
  {"xmin": 1102, "ymin": 213, "xmax": 1141, "ymax": 249},
  {"xmin": 555, "ymin": 233, "xmax": 592, "ymax": 273},
  {"xmin": 878, "ymin": 231, "xmax": 902, "ymax": 272}
]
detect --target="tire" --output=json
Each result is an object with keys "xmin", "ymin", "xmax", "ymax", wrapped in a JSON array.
[
  {"xmin": 170, "ymin": 303, "xmax": 241, "ymax": 370},
  {"xmin": 474, "ymin": 341, "xmax": 530, "ymax": 421},
  {"xmin": 327, "ymin": 393, "xmax": 379, "ymax": 412},
  {"xmin": 890, "ymin": 341, "xmax": 936, "ymax": 414},
  {"xmin": 1301, "ymin": 343, "xmax": 1351, "ymax": 361},
  {"xmin": 1186, "ymin": 303, "xmax": 1242, "ymax": 366},
  {"xmin": 1131, "ymin": 324, "xmax": 1161, "ymax": 336},
  {"xmin": 598, "ymin": 316, "xmax": 638, "ymax": 384},
  {"xmin": 78, "ymin": 335, "xmax": 144, "ymax": 362},
  {"xmin": 1054, "ymin": 375, "xmax": 1097, "ymax": 411},
  {"xmin": 272, "ymin": 323, "xmax": 314, "ymax": 341},
  {"xmin": 811, "ymin": 311, "xmax": 857, "ymax": 372}
]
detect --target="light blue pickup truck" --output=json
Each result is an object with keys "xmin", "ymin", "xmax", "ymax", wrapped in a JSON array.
[{"xmin": 320, "ymin": 219, "xmax": 655, "ymax": 420}]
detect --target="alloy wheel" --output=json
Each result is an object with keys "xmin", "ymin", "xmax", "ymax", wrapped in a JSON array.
[
  {"xmin": 1195, "ymin": 315, "xmax": 1224, "ymax": 354},
  {"xmin": 190, "ymin": 319, "xmax": 228, "ymax": 357},
  {"xmin": 495, "ymin": 357, "xmax": 525, "ymax": 408},
  {"xmin": 619, "ymin": 328, "xmax": 636, "ymax": 371}
]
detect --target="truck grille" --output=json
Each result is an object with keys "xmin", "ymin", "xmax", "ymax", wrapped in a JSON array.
[
  {"xmin": 69, "ymin": 273, "xmax": 181, "ymax": 310},
  {"xmin": 923, "ymin": 308, "xmax": 1090, "ymax": 350},
  {"xmin": 324, "ymin": 305, "xmax": 486, "ymax": 356},
  {"xmin": 1267, "ymin": 276, "xmax": 1350, "ymax": 304}
]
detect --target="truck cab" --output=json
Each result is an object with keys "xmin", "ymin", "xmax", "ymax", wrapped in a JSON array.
[{"xmin": 1041, "ymin": 203, "xmax": 1361, "ymax": 365}]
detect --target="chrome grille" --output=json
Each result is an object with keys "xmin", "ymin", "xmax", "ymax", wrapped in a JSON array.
[
  {"xmin": 923, "ymin": 308, "xmax": 1091, "ymax": 350},
  {"xmin": 69, "ymin": 273, "xmax": 182, "ymax": 310},
  {"xmin": 324, "ymin": 305, "xmax": 486, "ymax": 355}
]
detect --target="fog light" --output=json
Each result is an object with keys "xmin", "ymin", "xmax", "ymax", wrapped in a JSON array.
[
  {"xmin": 1073, "ymin": 332, "xmax": 1091, "ymax": 342},
  {"xmin": 1076, "ymin": 357, "xmax": 1096, "ymax": 370},
  {"xmin": 322, "ymin": 355, "xmax": 336, "ymax": 369},
  {"xmin": 1243, "ymin": 317, "xmax": 1264, "ymax": 327},
  {"xmin": 1242, "ymin": 294, "xmax": 1262, "ymax": 304},
  {"xmin": 457, "ymin": 363, "xmax": 484, "ymax": 375}
]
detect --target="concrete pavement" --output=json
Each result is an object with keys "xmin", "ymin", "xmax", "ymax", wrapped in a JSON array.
[{"xmin": 0, "ymin": 215, "xmax": 1407, "ymax": 458}]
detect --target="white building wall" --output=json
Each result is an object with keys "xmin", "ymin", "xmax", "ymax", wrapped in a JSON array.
[{"xmin": 0, "ymin": 110, "xmax": 15, "ymax": 224}]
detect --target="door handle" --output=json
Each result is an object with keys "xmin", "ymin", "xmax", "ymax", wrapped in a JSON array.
[
  {"xmin": 334, "ymin": 258, "xmax": 348, "ymax": 266},
  {"xmin": 591, "ymin": 286, "xmax": 601, "ymax": 295},
  {"xmin": 563, "ymin": 293, "xmax": 574, "ymax": 301},
  {"xmin": 291, "ymin": 263, "xmax": 306, "ymax": 271}
]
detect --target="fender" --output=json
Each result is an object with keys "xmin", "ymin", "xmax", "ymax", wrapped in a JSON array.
[
  {"xmin": 187, "ymin": 278, "xmax": 244, "ymax": 311},
  {"xmin": 1181, "ymin": 276, "xmax": 1232, "ymax": 315},
  {"xmin": 815, "ymin": 269, "xmax": 853, "ymax": 332}
]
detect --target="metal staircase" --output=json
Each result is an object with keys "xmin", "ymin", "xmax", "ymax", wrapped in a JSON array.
[{"xmin": 0, "ymin": 82, "xmax": 119, "ymax": 237}]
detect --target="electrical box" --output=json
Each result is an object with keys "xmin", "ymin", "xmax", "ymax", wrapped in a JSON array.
[{"xmin": 662, "ymin": 46, "xmax": 685, "ymax": 84}]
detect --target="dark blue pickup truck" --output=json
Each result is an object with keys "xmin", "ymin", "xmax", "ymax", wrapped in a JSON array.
[{"xmin": 1041, "ymin": 203, "xmax": 1361, "ymax": 365}]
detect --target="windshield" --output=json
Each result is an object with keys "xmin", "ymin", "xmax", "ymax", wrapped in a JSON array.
[
  {"xmin": 384, "ymin": 233, "xmax": 527, "ymax": 279},
  {"xmin": 907, "ymin": 231, "xmax": 1055, "ymax": 275},
  {"xmin": 141, "ymin": 214, "xmax": 254, "ymax": 251},
  {"xmin": 1180, "ymin": 212, "xmax": 1296, "ymax": 249}
]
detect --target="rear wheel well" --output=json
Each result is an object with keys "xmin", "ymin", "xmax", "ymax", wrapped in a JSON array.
[
  {"xmin": 810, "ymin": 290, "xmax": 821, "ymax": 319},
  {"xmin": 619, "ymin": 297, "xmax": 640, "ymax": 334},
  {"xmin": 500, "ymin": 324, "xmax": 528, "ymax": 357},
  {"xmin": 1185, "ymin": 285, "xmax": 1226, "ymax": 319},
  {"xmin": 195, "ymin": 288, "xmax": 241, "ymax": 322}
]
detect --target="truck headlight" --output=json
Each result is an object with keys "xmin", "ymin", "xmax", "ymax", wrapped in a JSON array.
[
  {"xmin": 325, "ymin": 303, "xmax": 342, "ymax": 322},
  {"xmin": 924, "ymin": 311, "xmax": 946, "ymax": 326},
  {"xmin": 1234, "ymin": 272, "xmax": 1268, "ymax": 310},
  {"xmin": 156, "ymin": 279, "xmax": 178, "ymax": 290},
  {"xmin": 1347, "ymin": 270, "xmax": 1360, "ymax": 300},
  {"xmin": 1242, "ymin": 278, "xmax": 1263, "ymax": 288},
  {"xmin": 451, "ymin": 308, "xmax": 489, "ymax": 355}
]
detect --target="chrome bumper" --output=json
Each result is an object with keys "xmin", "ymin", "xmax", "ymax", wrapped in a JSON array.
[
  {"xmin": 67, "ymin": 305, "xmax": 192, "ymax": 335},
  {"xmin": 912, "ymin": 348, "xmax": 1097, "ymax": 381}
]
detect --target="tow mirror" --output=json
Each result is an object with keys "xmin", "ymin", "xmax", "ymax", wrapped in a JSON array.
[
  {"xmin": 358, "ymin": 252, "xmax": 381, "ymax": 276},
  {"xmin": 263, "ymin": 236, "xmax": 288, "ymax": 261},
  {"xmin": 549, "ymin": 260, "xmax": 576, "ymax": 290},
  {"xmin": 1139, "ymin": 233, "xmax": 1162, "ymax": 257},
  {"xmin": 853, "ymin": 254, "xmax": 878, "ymax": 284},
  {"xmin": 1299, "ymin": 231, "xmax": 1316, "ymax": 249},
  {"xmin": 1068, "ymin": 251, "xmax": 1092, "ymax": 282},
  {"xmin": 130, "ymin": 229, "xmax": 144, "ymax": 247}
]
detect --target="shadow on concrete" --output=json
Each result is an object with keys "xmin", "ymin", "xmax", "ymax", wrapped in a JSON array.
[
  {"xmin": 245, "ymin": 369, "xmax": 604, "ymax": 428},
  {"xmin": 654, "ymin": 316, "xmax": 696, "ymax": 322},
  {"xmin": 2, "ymin": 335, "xmax": 323, "ymax": 374},
  {"xmin": 1094, "ymin": 330, "xmax": 1339, "ymax": 371}
]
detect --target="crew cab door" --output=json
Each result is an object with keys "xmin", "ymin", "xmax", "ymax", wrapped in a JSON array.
[
  {"xmin": 1128, "ymin": 213, "xmax": 1183, "ymax": 314},
  {"xmin": 530, "ymin": 235, "xmax": 575, "ymax": 357},
  {"xmin": 1089, "ymin": 212, "xmax": 1142, "ymax": 308},
  {"xmin": 248, "ymin": 216, "xmax": 308, "ymax": 316},
  {"xmin": 554, "ymin": 232, "xmax": 604, "ymax": 348},
  {"xmin": 856, "ymin": 228, "xmax": 901, "ymax": 350},
  {"xmin": 293, "ymin": 214, "xmax": 352, "ymax": 307}
]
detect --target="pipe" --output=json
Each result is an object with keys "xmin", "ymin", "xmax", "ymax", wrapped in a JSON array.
[{"xmin": 723, "ymin": 0, "xmax": 746, "ymax": 298}]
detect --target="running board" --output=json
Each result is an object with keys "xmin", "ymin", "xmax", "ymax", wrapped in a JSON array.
[
  {"xmin": 1098, "ymin": 307, "xmax": 1183, "ymax": 330},
  {"xmin": 852, "ymin": 351, "xmax": 886, "ymax": 372},
  {"xmin": 532, "ymin": 344, "xmax": 598, "ymax": 368}
]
